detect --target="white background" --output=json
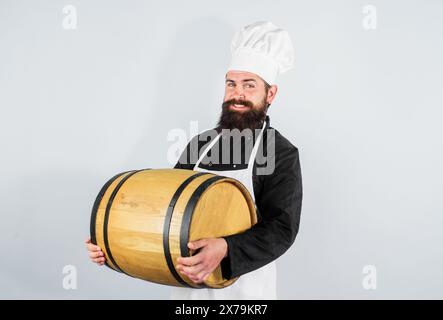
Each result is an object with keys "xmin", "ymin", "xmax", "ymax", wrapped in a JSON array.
[{"xmin": 1, "ymin": 0, "xmax": 442, "ymax": 299}]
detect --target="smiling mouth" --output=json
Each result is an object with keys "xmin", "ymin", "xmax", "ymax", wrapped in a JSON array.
[{"xmin": 230, "ymin": 104, "xmax": 249, "ymax": 110}]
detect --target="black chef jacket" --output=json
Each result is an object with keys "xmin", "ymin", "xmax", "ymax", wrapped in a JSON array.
[{"xmin": 174, "ymin": 115, "xmax": 303, "ymax": 280}]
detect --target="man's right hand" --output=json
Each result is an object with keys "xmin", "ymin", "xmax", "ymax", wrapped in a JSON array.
[{"xmin": 85, "ymin": 237, "xmax": 106, "ymax": 266}]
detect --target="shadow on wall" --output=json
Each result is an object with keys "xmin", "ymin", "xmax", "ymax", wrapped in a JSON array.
[
  {"xmin": 2, "ymin": 169, "xmax": 170, "ymax": 299},
  {"xmin": 0, "ymin": 19, "xmax": 237, "ymax": 299},
  {"xmin": 126, "ymin": 18, "xmax": 234, "ymax": 169}
]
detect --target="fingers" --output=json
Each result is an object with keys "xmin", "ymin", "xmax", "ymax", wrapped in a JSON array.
[
  {"xmin": 176, "ymin": 240, "xmax": 212, "ymax": 283},
  {"xmin": 176, "ymin": 263, "xmax": 205, "ymax": 275},
  {"xmin": 179, "ymin": 269, "xmax": 200, "ymax": 283},
  {"xmin": 90, "ymin": 251, "xmax": 106, "ymax": 265},
  {"xmin": 188, "ymin": 239, "xmax": 208, "ymax": 250},
  {"xmin": 86, "ymin": 242, "xmax": 102, "ymax": 252},
  {"xmin": 85, "ymin": 236, "xmax": 105, "ymax": 266},
  {"xmin": 181, "ymin": 269, "xmax": 211, "ymax": 284},
  {"xmin": 191, "ymin": 272, "xmax": 210, "ymax": 284},
  {"xmin": 85, "ymin": 237, "xmax": 101, "ymax": 251},
  {"xmin": 176, "ymin": 259, "xmax": 212, "ymax": 284},
  {"xmin": 88, "ymin": 250, "xmax": 104, "ymax": 259},
  {"xmin": 92, "ymin": 257, "xmax": 106, "ymax": 264},
  {"xmin": 175, "ymin": 239, "xmax": 210, "ymax": 266},
  {"xmin": 89, "ymin": 249, "xmax": 106, "ymax": 265},
  {"xmin": 177, "ymin": 252, "xmax": 204, "ymax": 267}
]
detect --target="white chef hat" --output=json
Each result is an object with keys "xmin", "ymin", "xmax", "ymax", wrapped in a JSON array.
[{"xmin": 227, "ymin": 21, "xmax": 295, "ymax": 85}]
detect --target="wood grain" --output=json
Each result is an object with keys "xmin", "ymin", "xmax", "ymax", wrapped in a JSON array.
[{"xmin": 92, "ymin": 168, "xmax": 257, "ymax": 288}]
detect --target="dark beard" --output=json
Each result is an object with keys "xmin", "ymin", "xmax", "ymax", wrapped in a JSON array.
[{"xmin": 216, "ymin": 98, "xmax": 268, "ymax": 132}]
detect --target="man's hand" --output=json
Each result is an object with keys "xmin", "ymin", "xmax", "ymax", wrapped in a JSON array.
[
  {"xmin": 85, "ymin": 237, "xmax": 106, "ymax": 266},
  {"xmin": 176, "ymin": 238, "xmax": 228, "ymax": 284}
]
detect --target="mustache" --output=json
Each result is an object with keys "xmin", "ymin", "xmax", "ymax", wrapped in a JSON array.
[
  {"xmin": 222, "ymin": 99, "xmax": 254, "ymax": 109},
  {"xmin": 217, "ymin": 97, "xmax": 267, "ymax": 132}
]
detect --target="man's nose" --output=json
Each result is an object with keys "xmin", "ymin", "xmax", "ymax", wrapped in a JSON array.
[{"xmin": 233, "ymin": 86, "xmax": 245, "ymax": 99}]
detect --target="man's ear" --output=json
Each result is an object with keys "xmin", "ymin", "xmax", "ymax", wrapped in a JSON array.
[{"xmin": 267, "ymin": 85, "xmax": 278, "ymax": 104}]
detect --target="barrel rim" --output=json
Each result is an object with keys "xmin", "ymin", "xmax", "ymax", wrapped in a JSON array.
[
  {"xmin": 90, "ymin": 170, "xmax": 130, "ymax": 245},
  {"xmin": 163, "ymin": 171, "xmax": 210, "ymax": 288},
  {"xmin": 179, "ymin": 175, "xmax": 256, "ymax": 288},
  {"xmin": 92, "ymin": 169, "xmax": 255, "ymax": 289},
  {"xmin": 102, "ymin": 168, "xmax": 150, "ymax": 274}
]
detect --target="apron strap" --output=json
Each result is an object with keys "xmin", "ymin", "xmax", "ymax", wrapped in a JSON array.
[
  {"xmin": 247, "ymin": 119, "xmax": 267, "ymax": 169},
  {"xmin": 194, "ymin": 133, "xmax": 221, "ymax": 168},
  {"xmin": 194, "ymin": 119, "xmax": 267, "ymax": 170}
]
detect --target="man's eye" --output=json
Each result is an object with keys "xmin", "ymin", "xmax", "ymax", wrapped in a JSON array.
[
  {"xmin": 227, "ymin": 83, "xmax": 235, "ymax": 87},
  {"xmin": 245, "ymin": 84, "xmax": 255, "ymax": 88}
]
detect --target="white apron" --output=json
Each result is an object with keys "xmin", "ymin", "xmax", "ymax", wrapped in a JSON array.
[{"xmin": 170, "ymin": 120, "xmax": 277, "ymax": 300}]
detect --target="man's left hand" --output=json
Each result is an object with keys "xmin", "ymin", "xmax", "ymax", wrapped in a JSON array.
[{"xmin": 176, "ymin": 238, "xmax": 228, "ymax": 284}]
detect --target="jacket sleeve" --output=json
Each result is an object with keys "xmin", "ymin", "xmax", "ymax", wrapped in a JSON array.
[{"xmin": 220, "ymin": 146, "xmax": 303, "ymax": 279}]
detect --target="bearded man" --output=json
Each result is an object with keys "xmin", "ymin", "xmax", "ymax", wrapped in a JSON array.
[
  {"xmin": 171, "ymin": 21, "xmax": 303, "ymax": 300},
  {"xmin": 85, "ymin": 21, "xmax": 303, "ymax": 300}
]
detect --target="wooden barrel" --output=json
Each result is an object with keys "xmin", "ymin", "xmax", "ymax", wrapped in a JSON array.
[{"xmin": 90, "ymin": 168, "xmax": 257, "ymax": 288}]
